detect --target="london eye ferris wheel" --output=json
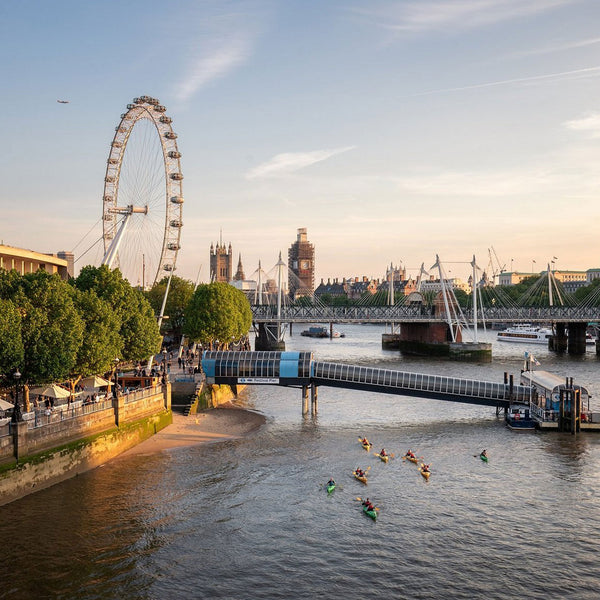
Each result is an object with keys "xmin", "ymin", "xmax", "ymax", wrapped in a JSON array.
[{"xmin": 101, "ymin": 95, "xmax": 183, "ymax": 288}]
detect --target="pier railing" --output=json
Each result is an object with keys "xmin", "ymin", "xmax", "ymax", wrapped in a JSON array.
[{"xmin": 313, "ymin": 361, "xmax": 531, "ymax": 404}]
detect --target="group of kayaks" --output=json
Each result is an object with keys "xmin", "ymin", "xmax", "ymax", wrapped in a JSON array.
[{"xmin": 326, "ymin": 437, "xmax": 489, "ymax": 522}]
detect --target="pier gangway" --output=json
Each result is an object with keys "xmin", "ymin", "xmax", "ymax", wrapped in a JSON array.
[{"xmin": 201, "ymin": 351, "xmax": 531, "ymax": 411}]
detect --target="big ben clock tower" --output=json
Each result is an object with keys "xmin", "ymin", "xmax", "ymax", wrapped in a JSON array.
[{"xmin": 288, "ymin": 227, "xmax": 315, "ymax": 298}]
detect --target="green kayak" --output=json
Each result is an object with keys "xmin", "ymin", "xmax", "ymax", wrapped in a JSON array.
[
  {"xmin": 362, "ymin": 505, "xmax": 377, "ymax": 521},
  {"xmin": 327, "ymin": 483, "xmax": 336, "ymax": 494},
  {"xmin": 480, "ymin": 454, "xmax": 488, "ymax": 462}
]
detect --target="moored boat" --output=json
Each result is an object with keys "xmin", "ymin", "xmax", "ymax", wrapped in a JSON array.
[
  {"xmin": 506, "ymin": 403, "xmax": 536, "ymax": 430},
  {"xmin": 497, "ymin": 324, "xmax": 552, "ymax": 344}
]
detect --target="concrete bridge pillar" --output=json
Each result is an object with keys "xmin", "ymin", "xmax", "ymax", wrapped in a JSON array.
[
  {"xmin": 301, "ymin": 385, "xmax": 309, "ymax": 415},
  {"xmin": 550, "ymin": 322, "xmax": 567, "ymax": 352},
  {"xmin": 311, "ymin": 384, "xmax": 318, "ymax": 415},
  {"xmin": 254, "ymin": 323, "xmax": 285, "ymax": 351},
  {"xmin": 567, "ymin": 322, "xmax": 587, "ymax": 355}
]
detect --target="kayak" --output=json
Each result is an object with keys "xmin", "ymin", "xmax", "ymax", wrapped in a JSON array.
[
  {"xmin": 358, "ymin": 437, "xmax": 372, "ymax": 451},
  {"xmin": 375, "ymin": 453, "xmax": 389, "ymax": 463},
  {"xmin": 404, "ymin": 455, "xmax": 418, "ymax": 464},
  {"xmin": 327, "ymin": 483, "xmax": 336, "ymax": 494},
  {"xmin": 480, "ymin": 454, "xmax": 488, "ymax": 462},
  {"xmin": 353, "ymin": 471, "xmax": 368, "ymax": 484},
  {"xmin": 362, "ymin": 505, "xmax": 377, "ymax": 521},
  {"xmin": 419, "ymin": 467, "xmax": 431, "ymax": 480}
]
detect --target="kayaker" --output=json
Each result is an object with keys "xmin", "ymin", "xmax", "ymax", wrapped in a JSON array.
[
  {"xmin": 327, "ymin": 478, "xmax": 335, "ymax": 487},
  {"xmin": 362, "ymin": 437, "xmax": 370, "ymax": 446},
  {"xmin": 380, "ymin": 448, "xmax": 387, "ymax": 457},
  {"xmin": 421, "ymin": 464, "xmax": 430, "ymax": 473},
  {"xmin": 363, "ymin": 499, "xmax": 374, "ymax": 511},
  {"xmin": 405, "ymin": 450, "xmax": 415, "ymax": 459},
  {"xmin": 481, "ymin": 449, "xmax": 488, "ymax": 458},
  {"xmin": 355, "ymin": 468, "xmax": 364, "ymax": 477}
]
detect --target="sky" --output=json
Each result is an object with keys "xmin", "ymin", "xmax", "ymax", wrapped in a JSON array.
[{"xmin": 2, "ymin": 0, "xmax": 600, "ymax": 286}]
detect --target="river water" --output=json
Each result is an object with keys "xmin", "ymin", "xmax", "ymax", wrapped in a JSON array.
[{"xmin": 2, "ymin": 325, "xmax": 600, "ymax": 599}]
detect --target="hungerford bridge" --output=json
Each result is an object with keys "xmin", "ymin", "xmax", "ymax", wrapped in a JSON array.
[{"xmin": 249, "ymin": 257, "xmax": 600, "ymax": 356}]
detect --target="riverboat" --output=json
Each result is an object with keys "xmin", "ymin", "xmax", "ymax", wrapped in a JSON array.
[
  {"xmin": 505, "ymin": 403, "xmax": 536, "ymax": 430},
  {"xmin": 497, "ymin": 324, "xmax": 552, "ymax": 344},
  {"xmin": 520, "ymin": 369, "xmax": 590, "ymax": 425},
  {"xmin": 300, "ymin": 326, "xmax": 345, "ymax": 338}
]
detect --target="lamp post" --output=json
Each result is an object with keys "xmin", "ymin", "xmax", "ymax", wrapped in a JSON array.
[
  {"xmin": 113, "ymin": 358, "xmax": 120, "ymax": 399},
  {"xmin": 162, "ymin": 347, "xmax": 167, "ymax": 372},
  {"xmin": 12, "ymin": 370, "xmax": 22, "ymax": 423}
]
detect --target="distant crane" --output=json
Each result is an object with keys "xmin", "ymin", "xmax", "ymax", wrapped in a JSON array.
[{"xmin": 488, "ymin": 247, "xmax": 506, "ymax": 284}]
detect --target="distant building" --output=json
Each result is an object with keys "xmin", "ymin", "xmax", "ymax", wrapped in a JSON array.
[
  {"xmin": 0, "ymin": 244, "xmax": 72, "ymax": 279},
  {"xmin": 315, "ymin": 278, "xmax": 347, "ymax": 299},
  {"xmin": 233, "ymin": 253, "xmax": 245, "ymax": 281},
  {"xmin": 498, "ymin": 272, "xmax": 538, "ymax": 286},
  {"xmin": 288, "ymin": 228, "xmax": 315, "ymax": 298},
  {"xmin": 587, "ymin": 269, "xmax": 600, "ymax": 283},
  {"xmin": 420, "ymin": 276, "xmax": 470, "ymax": 293},
  {"xmin": 210, "ymin": 239, "xmax": 233, "ymax": 282}
]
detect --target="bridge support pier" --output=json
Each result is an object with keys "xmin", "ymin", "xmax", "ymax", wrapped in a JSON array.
[
  {"xmin": 302, "ymin": 385, "xmax": 309, "ymax": 415},
  {"xmin": 311, "ymin": 384, "xmax": 318, "ymax": 415},
  {"xmin": 254, "ymin": 323, "xmax": 285, "ymax": 351},
  {"xmin": 550, "ymin": 323, "xmax": 567, "ymax": 353},
  {"xmin": 567, "ymin": 322, "xmax": 587, "ymax": 355}
]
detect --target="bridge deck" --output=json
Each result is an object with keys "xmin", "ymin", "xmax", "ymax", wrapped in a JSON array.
[{"xmin": 202, "ymin": 351, "xmax": 529, "ymax": 407}]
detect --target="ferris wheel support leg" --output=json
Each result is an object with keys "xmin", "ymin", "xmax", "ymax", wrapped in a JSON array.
[{"xmin": 102, "ymin": 213, "xmax": 132, "ymax": 269}]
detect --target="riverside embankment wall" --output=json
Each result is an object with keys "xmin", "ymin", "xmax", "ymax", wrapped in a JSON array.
[{"xmin": 0, "ymin": 384, "xmax": 172, "ymax": 506}]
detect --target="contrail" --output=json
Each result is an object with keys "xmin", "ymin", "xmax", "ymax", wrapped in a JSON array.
[{"xmin": 415, "ymin": 65, "xmax": 600, "ymax": 96}]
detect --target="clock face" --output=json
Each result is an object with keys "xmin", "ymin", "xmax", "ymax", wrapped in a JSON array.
[{"xmin": 301, "ymin": 260, "xmax": 310, "ymax": 269}]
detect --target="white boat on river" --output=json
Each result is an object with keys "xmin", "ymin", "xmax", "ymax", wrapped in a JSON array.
[{"xmin": 497, "ymin": 324, "xmax": 552, "ymax": 344}]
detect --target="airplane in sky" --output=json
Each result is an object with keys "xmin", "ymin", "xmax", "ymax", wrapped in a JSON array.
[{"xmin": 57, "ymin": 100, "xmax": 69, "ymax": 104}]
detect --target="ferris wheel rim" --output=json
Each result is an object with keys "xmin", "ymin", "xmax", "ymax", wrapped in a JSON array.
[{"xmin": 101, "ymin": 95, "xmax": 183, "ymax": 287}]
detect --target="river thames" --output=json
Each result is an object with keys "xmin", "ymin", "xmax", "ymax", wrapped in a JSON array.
[{"xmin": 1, "ymin": 325, "xmax": 600, "ymax": 599}]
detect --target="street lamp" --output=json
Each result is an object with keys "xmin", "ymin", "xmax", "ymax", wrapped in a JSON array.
[
  {"xmin": 11, "ymin": 370, "xmax": 22, "ymax": 423},
  {"xmin": 113, "ymin": 358, "xmax": 120, "ymax": 399}
]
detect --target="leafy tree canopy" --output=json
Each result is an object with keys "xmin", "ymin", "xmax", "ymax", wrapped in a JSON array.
[
  {"xmin": 146, "ymin": 275, "xmax": 195, "ymax": 341},
  {"xmin": 0, "ymin": 298, "xmax": 24, "ymax": 385},
  {"xmin": 184, "ymin": 282, "xmax": 252, "ymax": 346}
]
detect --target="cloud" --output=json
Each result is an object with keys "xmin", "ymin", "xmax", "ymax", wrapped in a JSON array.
[
  {"xmin": 352, "ymin": 0, "xmax": 576, "ymax": 34},
  {"xmin": 175, "ymin": 39, "xmax": 251, "ymax": 103},
  {"xmin": 246, "ymin": 146, "xmax": 356, "ymax": 179},
  {"xmin": 564, "ymin": 112, "xmax": 600, "ymax": 138},
  {"xmin": 509, "ymin": 36, "xmax": 600, "ymax": 58}
]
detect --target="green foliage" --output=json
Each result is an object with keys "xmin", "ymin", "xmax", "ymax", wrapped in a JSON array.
[
  {"xmin": 73, "ymin": 265, "xmax": 161, "ymax": 361},
  {"xmin": 14, "ymin": 271, "xmax": 84, "ymax": 383},
  {"xmin": 72, "ymin": 289, "xmax": 121, "ymax": 376},
  {"xmin": 146, "ymin": 275, "xmax": 195, "ymax": 340},
  {"xmin": 0, "ymin": 298, "xmax": 24, "ymax": 385},
  {"xmin": 574, "ymin": 278, "xmax": 600, "ymax": 305},
  {"xmin": 184, "ymin": 282, "xmax": 252, "ymax": 346}
]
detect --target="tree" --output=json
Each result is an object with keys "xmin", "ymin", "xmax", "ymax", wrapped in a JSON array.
[
  {"xmin": 184, "ymin": 282, "xmax": 252, "ymax": 347},
  {"xmin": 74, "ymin": 265, "xmax": 161, "ymax": 361},
  {"xmin": 15, "ymin": 271, "xmax": 84, "ymax": 384},
  {"xmin": 146, "ymin": 275, "xmax": 195, "ymax": 342},
  {"xmin": 72, "ymin": 288, "xmax": 122, "ymax": 376},
  {"xmin": 0, "ymin": 297, "xmax": 24, "ymax": 385}
]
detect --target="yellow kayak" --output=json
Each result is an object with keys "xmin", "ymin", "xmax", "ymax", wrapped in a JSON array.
[
  {"xmin": 375, "ymin": 453, "xmax": 389, "ymax": 463},
  {"xmin": 404, "ymin": 455, "xmax": 418, "ymax": 464},
  {"xmin": 419, "ymin": 465, "xmax": 431, "ymax": 480},
  {"xmin": 353, "ymin": 471, "xmax": 368, "ymax": 484},
  {"xmin": 358, "ymin": 437, "xmax": 372, "ymax": 451}
]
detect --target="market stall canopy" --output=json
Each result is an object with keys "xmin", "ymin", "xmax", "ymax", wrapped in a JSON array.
[
  {"xmin": 29, "ymin": 384, "xmax": 71, "ymax": 399},
  {"xmin": 79, "ymin": 375, "xmax": 111, "ymax": 388}
]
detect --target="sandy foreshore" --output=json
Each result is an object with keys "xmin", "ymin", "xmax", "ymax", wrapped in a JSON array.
[{"xmin": 120, "ymin": 402, "xmax": 266, "ymax": 457}]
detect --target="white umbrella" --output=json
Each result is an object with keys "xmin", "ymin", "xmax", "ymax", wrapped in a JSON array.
[
  {"xmin": 79, "ymin": 375, "xmax": 111, "ymax": 388},
  {"xmin": 0, "ymin": 398, "xmax": 14, "ymax": 411},
  {"xmin": 29, "ymin": 384, "xmax": 71, "ymax": 399}
]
